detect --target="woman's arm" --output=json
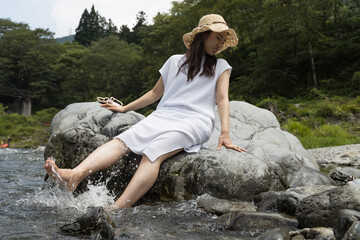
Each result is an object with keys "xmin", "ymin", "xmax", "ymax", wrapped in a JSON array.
[
  {"xmin": 216, "ymin": 70, "xmax": 246, "ymax": 152},
  {"xmin": 100, "ymin": 77, "xmax": 164, "ymax": 112}
]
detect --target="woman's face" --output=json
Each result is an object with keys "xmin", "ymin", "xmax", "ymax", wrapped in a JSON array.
[{"xmin": 203, "ymin": 31, "xmax": 227, "ymax": 56}]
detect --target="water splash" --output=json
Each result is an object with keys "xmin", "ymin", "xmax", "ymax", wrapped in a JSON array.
[{"xmin": 17, "ymin": 179, "xmax": 115, "ymax": 213}]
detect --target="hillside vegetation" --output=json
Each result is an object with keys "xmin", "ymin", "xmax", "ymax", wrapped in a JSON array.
[{"xmin": 0, "ymin": 0, "xmax": 359, "ymax": 148}]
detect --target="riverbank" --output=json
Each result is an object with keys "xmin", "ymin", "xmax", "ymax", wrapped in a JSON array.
[
  {"xmin": 256, "ymin": 95, "xmax": 360, "ymax": 149},
  {"xmin": 0, "ymin": 106, "xmax": 59, "ymax": 148},
  {"xmin": 309, "ymin": 144, "xmax": 360, "ymax": 176},
  {"xmin": 308, "ymin": 144, "xmax": 360, "ymax": 165}
]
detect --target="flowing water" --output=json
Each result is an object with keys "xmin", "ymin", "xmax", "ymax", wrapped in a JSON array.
[{"xmin": 0, "ymin": 148, "xmax": 251, "ymax": 240}]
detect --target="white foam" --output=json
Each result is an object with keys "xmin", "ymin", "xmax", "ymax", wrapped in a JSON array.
[{"xmin": 17, "ymin": 179, "xmax": 115, "ymax": 213}]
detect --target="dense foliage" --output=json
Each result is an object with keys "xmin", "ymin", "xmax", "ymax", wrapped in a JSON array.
[
  {"xmin": 1, "ymin": 1, "xmax": 359, "ymax": 111},
  {"xmin": 0, "ymin": 0, "xmax": 359, "ymax": 148}
]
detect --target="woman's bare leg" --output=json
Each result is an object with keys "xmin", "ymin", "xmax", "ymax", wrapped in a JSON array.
[
  {"xmin": 44, "ymin": 139, "xmax": 130, "ymax": 191},
  {"xmin": 108, "ymin": 148, "xmax": 183, "ymax": 209}
]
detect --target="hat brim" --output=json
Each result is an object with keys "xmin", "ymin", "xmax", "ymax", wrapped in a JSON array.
[{"xmin": 183, "ymin": 24, "xmax": 238, "ymax": 55}]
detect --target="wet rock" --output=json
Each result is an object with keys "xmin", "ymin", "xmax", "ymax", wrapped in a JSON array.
[
  {"xmin": 60, "ymin": 207, "xmax": 115, "ymax": 239},
  {"xmin": 45, "ymin": 101, "xmax": 333, "ymax": 201},
  {"xmin": 255, "ymin": 190, "xmax": 282, "ymax": 212},
  {"xmin": 255, "ymin": 185, "xmax": 336, "ymax": 215},
  {"xmin": 255, "ymin": 228, "xmax": 290, "ymax": 240},
  {"xmin": 277, "ymin": 185, "xmax": 337, "ymax": 215},
  {"xmin": 333, "ymin": 209, "xmax": 360, "ymax": 240},
  {"xmin": 110, "ymin": 200, "xmax": 254, "ymax": 240},
  {"xmin": 291, "ymin": 235, "xmax": 305, "ymax": 240},
  {"xmin": 196, "ymin": 193, "xmax": 256, "ymax": 215},
  {"xmin": 290, "ymin": 227, "xmax": 334, "ymax": 240},
  {"xmin": 92, "ymin": 218, "xmax": 115, "ymax": 240},
  {"xmin": 222, "ymin": 211, "xmax": 298, "ymax": 236},
  {"xmin": 329, "ymin": 167, "xmax": 360, "ymax": 185},
  {"xmin": 296, "ymin": 181, "xmax": 360, "ymax": 228},
  {"xmin": 342, "ymin": 221, "xmax": 360, "ymax": 240}
]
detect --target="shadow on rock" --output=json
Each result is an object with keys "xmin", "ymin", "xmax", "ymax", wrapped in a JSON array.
[{"xmin": 334, "ymin": 209, "xmax": 360, "ymax": 240}]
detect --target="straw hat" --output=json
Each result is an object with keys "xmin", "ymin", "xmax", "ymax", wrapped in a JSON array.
[{"xmin": 183, "ymin": 14, "xmax": 238, "ymax": 55}]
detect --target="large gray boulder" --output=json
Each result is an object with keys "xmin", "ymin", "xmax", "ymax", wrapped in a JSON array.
[
  {"xmin": 44, "ymin": 102, "xmax": 144, "ymax": 169},
  {"xmin": 255, "ymin": 185, "xmax": 337, "ymax": 215},
  {"xmin": 44, "ymin": 101, "xmax": 333, "ymax": 201},
  {"xmin": 296, "ymin": 180, "xmax": 360, "ymax": 228}
]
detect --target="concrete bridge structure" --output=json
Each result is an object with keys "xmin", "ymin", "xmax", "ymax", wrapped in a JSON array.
[{"xmin": 0, "ymin": 90, "xmax": 31, "ymax": 116}]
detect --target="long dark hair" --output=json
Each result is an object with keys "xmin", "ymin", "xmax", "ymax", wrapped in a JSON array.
[{"xmin": 178, "ymin": 31, "xmax": 217, "ymax": 81}]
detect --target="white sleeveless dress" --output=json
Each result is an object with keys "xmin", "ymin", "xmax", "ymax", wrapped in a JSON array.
[{"xmin": 115, "ymin": 54, "xmax": 232, "ymax": 162}]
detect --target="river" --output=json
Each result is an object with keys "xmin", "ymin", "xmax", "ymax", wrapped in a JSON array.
[{"xmin": 0, "ymin": 148, "xmax": 252, "ymax": 240}]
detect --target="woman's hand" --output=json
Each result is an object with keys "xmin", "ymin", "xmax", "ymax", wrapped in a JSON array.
[
  {"xmin": 100, "ymin": 101, "xmax": 126, "ymax": 113},
  {"xmin": 217, "ymin": 132, "xmax": 246, "ymax": 152}
]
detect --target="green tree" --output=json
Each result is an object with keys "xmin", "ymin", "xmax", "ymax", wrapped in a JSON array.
[
  {"xmin": 119, "ymin": 11, "xmax": 148, "ymax": 45},
  {"xmin": 131, "ymin": 11, "xmax": 147, "ymax": 45},
  {"xmin": 83, "ymin": 36, "xmax": 144, "ymax": 103},
  {"xmin": 343, "ymin": 0, "xmax": 360, "ymax": 15},
  {"xmin": 119, "ymin": 25, "xmax": 132, "ymax": 42},
  {"xmin": 56, "ymin": 36, "xmax": 144, "ymax": 104},
  {"xmin": 103, "ymin": 18, "xmax": 118, "ymax": 37},
  {"xmin": 225, "ymin": 0, "xmax": 352, "ymax": 98},
  {"xmin": 74, "ymin": 5, "xmax": 118, "ymax": 46},
  {"xmin": 74, "ymin": 8, "xmax": 91, "ymax": 46},
  {"xmin": 53, "ymin": 42, "xmax": 91, "ymax": 103},
  {"xmin": 0, "ymin": 18, "xmax": 28, "ymax": 36},
  {"xmin": 0, "ymin": 20, "xmax": 63, "ymax": 111}
]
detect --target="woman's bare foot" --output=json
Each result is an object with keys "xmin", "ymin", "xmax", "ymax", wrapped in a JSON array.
[
  {"xmin": 44, "ymin": 158, "xmax": 81, "ymax": 191},
  {"xmin": 103, "ymin": 204, "xmax": 119, "ymax": 211}
]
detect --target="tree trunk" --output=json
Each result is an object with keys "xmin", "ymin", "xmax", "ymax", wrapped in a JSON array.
[{"xmin": 308, "ymin": 41, "xmax": 317, "ymax": 88}]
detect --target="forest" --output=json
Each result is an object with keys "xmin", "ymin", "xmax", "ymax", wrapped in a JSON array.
[{"xmin": 0, "ymin": 0, "xmax": 359, "ymax": 148}]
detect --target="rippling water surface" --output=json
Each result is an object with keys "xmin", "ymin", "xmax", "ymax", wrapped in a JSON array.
[{"xmin": 0, "ymin": 148, "xmax": 250, "ymax": 240}]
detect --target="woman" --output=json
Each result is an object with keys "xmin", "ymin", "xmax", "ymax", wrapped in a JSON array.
[{"xmin": 45, "ymin": 14, "xmax": 246, "ymax": 210}]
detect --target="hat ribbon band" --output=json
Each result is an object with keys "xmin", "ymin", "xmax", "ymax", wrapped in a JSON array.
[{"xmin": 200, "ymin": 21, "xmax": 228, "ymax": 27}]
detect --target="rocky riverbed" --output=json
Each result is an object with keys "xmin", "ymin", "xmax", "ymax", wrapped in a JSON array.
[
  {"xmin": 43, "ymin": 101, "xmax": 360, "ymax": 239},
  {"xmin": 309, "ymin": 144, "xmax": 360, "ymax": 168}
]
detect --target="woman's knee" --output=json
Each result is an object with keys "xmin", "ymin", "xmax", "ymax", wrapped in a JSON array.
[{"xmin": 110, "ymin": 138, "xmax": 131, "ymax": 154}]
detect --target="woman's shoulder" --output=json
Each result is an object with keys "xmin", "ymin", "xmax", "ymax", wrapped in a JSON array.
[
  {"xmin": 216, "ymin": 58, "xmax": 231, "ymax": 68},
  {"xmin": 168, "ymin": 54, "xmax": 186, "ymax": 61},
  {"xmin": 160, "ymin": 54, "xmax": 185, "ymax": 72},
  {"xmin": 163, "ymin": 54, "xmax": 186, "ymax": 67},
  {"xmin": 216, "ymin": 58, "xmax": 229, "ymax": 64}
]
